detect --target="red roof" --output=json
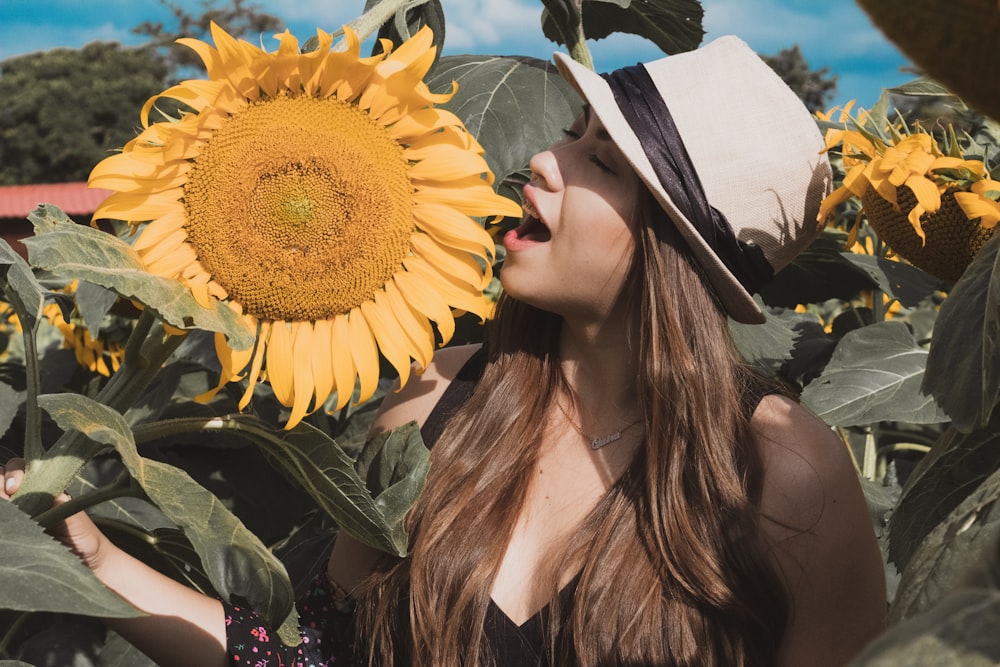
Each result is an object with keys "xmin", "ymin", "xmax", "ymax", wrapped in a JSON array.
[{"xmin": 0, "ymin": 182, "xmax": 112, "ymax": 219}]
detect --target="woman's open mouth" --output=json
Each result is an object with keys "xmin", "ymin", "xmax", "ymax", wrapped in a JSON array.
[{"xmin": 504, "ymin": 199, "xmax": 551, "ymax": 250}]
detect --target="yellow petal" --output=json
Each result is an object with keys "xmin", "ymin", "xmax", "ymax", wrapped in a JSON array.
[
  {"xmin": 361, "ymin": 294, "xmax": 411, "ymax": 389},
  {"xmin": 310, "ymin": 318, "xmax": 335, "ymax": 410},
  {"xmin": 286, "ymin": 322, "xmax": 316, "ymax": 429},
  {"xmin": 266, "ymin": 320, "xmax": 295, "ymax": 407},
  {"xmin": 238, "ymin": 319, "xmax": 270, "ymax": 411},
  {"xmin": 384, "ymin": 280, "xmax": 434, "ymax": 369},
  {"xmin": 330, "ymin": 313, "xmax": 356, "ymax": 411},
  {"xmin": 348, "ymin": 308, "xmax": 380, "ymax": 404},
  {"xmin": 394, "ymin": 270, "xmax": 455, "ymax": 343}
]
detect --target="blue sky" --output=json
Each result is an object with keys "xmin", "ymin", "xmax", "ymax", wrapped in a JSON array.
[{"xmin": 0, "ymin": 0, "xmax": 912, "ymax": 109}]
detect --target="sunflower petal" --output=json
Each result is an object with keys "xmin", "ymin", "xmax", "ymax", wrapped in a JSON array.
[
  {"xmin": 286, "ymin": 322, "xmax": 316, "ymax": 429},
  {"xmin": 266, "ymin": 320, "xmax": 295, "ymax": 407},
  {"xmin": 362, "ymin": 295, "xmax": 411, "ymax": 388},
  {"xmin": 330, "ymin": 313, "xmax": 356, "ymax": 411},
  {"xmin": 348, "ymin": 308, "xmax": 380, "ymax": 404}
]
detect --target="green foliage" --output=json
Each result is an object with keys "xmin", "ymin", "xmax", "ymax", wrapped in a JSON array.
[
  {"xmin": 0, "ymin": 500, "xmax": 142, "ymax": 618},
  {"xmin": 0, "ymin": 42, "xmax": 168, "ymax": 185},
  {"xmin": 542, "ymin": 0, "xmax": 704, "ymax": 55},
  {"xmin": 3, "ymin": 0, "xmax": 1000, "ymax": 664},
  {"xmin": 23, "ymin": 206, "xmax": 255, "ymax": 351}
]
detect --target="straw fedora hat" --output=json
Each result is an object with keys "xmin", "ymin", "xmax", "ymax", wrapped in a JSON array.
[{"xmin": 554, "ymin": 36, "xmax": 831, "ymax": 324}]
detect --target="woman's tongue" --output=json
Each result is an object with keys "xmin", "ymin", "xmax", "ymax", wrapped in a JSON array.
[{"xmin": 514, "ymin": 215, "xmax": 551, "ymax": 242}]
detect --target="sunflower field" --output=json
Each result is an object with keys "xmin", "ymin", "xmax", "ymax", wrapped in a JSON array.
[{"xmin": 1, "ymin": 0, "xmax": 1000, "ymax": 664}]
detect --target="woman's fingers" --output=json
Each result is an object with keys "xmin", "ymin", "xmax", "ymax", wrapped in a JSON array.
[{"xmin": 1, "ymin": 458, "xmax": 25, "ymax": 500}]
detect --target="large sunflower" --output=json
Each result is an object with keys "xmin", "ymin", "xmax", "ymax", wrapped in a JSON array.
[{"xmin": 89, "ymin": 24, "xmax": 521, "ymax": 428}]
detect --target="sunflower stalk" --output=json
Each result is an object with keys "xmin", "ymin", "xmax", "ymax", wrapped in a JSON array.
[
  {"xmin": 0, "ymin": 276, "xmax": 43, "ymax": 462},
  {"xmin": 345, "ymin": 0, "xmax": 413, "ymax": 43},
  {"xmin": 35, "ymin": 470, "xmax": 135, "ymax": 529},
  {"xmin": 13, "ymin": 318, "xmax": 184, "ymax": 518}
]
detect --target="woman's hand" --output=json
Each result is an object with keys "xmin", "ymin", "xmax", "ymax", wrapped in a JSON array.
[{"xmin": 1, "ymin": 458, "xmax": 110, "ymax": 572}]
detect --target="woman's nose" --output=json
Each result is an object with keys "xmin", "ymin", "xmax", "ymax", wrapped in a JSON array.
[{"xmin": 528, "ymin": 149, "xmax": 563, "ymax": 192}]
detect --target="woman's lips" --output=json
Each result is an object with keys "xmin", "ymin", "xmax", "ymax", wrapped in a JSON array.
[{"xmin": 504, "ymin": 199, "xmax": 551, "ymax": 250}]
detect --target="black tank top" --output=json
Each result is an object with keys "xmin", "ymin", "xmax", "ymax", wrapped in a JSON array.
[{"xmin": 417, "ymin": 347, "xmax": 778, "ymax": 666}]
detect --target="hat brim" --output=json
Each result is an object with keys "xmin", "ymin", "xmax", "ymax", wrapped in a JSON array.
[{"xmin": 553, "ymin": 52, "xmax": 766, "ymax": 324}]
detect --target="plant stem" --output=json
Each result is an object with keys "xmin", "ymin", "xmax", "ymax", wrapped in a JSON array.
[
  {"xmin": 345, "ymin": 0, "xmax": 411, "ymax": 43},
  {"xmin": 14, "ymin": 321, "xmax": 184, "ymax": 518},
  {"xmin": 0, "ymin": 611, "xmax": 30, "ymax": 657},
  {"xmin": 566, "ymin": 0, "xmax": 594, "ymax": 70},
  {"xmin": 0, "ymin": 275, "xmax": 43, "ymax": 461},
  {"xmin": 35, "ymin": 471, "xmax": 135, "ymax": 529}
]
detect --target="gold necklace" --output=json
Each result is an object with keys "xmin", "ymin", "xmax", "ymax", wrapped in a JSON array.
[{"xmin": 554, "ymin": 398, "xmax": 642, "ymax": 450}]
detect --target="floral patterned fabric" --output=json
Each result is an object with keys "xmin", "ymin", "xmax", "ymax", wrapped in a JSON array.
[{"xmin": 223, "ymin": 570, "xmax": 356, "ymax": 666}]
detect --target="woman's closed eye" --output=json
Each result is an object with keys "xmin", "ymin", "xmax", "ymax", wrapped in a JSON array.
[{"xmin": 560, "ymin": 128, "xmax": 615, "ymax": 175}]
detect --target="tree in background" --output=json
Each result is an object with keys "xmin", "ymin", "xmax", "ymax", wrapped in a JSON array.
[
  {"xmin": 0, "ymin": 0, "xmax": 282, "ymax": 185},
  {"xmin": 762, "ymin": 44, "xmax": 837, "ymax": 113},
  {"xmin": 0, "ymin": 42, "xmax": 168, "ymax": 185},
  {"xmin": 133, "ymin": 0, "xmax": 282, "ymax": 75}
]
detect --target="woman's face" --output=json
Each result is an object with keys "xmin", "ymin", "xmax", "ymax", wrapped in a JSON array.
[{"xmin": 501, "ymin": 106, "xmax": 642, "ymax": 323}]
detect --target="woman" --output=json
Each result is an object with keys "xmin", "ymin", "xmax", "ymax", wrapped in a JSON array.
[{"xmin": 1, "ymin": 36, "xmax": 886, "ymax": 666}]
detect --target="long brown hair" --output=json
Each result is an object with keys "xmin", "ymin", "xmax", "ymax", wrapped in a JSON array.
[{"xmin": 358, "ymin": 189, "xmax": 789, "ymax": 665}]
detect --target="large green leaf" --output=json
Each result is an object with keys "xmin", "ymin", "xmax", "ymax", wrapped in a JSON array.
[
  {"xmin": 0, "ymin": 238, "xmax": 44, "ymax": 330},
  {"xmin": 0, "ymin": 500, "xmax": 141, "ymax": 617},
  {"xmin": 226, "ymin": 415, "xmax": 426, "ymax": 557},
  {"xmin": 842, "ymin": 254, "xmax": 942, "ymax": 308},
  {"xmin": 0, "ymin": 382, "xmax": 21, "ymax": 440},
  {"xmin": 35, "ymin": 394, "xmax": 298, "ymax": 644},
  {"xmin": 923, "ymin": 231, "xmax": 1000, "ymax": 432},
  {"xmin": 852, "ymin": 589, "xmax": 1000, "ymax": 666},
  {"xmin": 729, "ymin": 302, "xmax": 834, "ymax": 380},
  {"xmin": 368, "ymin": 0, "xmax": 445, "ymax": 68},
  {"xmin": 890, "ymin": 466, "xmax": 1000, "ymax": 622},
  {"xmin": 800, "ymin": 321, "xmax": 948, "ymax": 426},
  {"xmin": 428, "ymin": 55, "xmax": 581, "ymax": 190},
  {"xmin": 355, "ymin": 421, "xmax": 431, "ymax": 545},
  {"xmin": 541, "ymin": 0, "xmax": 704, "ymax": 55},
  {"xmin": 75, "ymin": 280, "xmax": 119, "ymax": 338},
  {"xmin": 889, "ymin": 413, "xmax": 1000, "ymax": 574},
  {"xmin": 760, "ymin": 236, "xmax": 876, "ymax": 308},
  {"xmin": 23, "ymin": 205, "xmax": 254, "ymax": 351}
]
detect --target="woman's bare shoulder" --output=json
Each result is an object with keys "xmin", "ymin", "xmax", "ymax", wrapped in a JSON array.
[
  {"xmin": 369, "ymin": 343, "xmax": 483, "ymax": 436},
  {"xmin": 750, "ymin": 394, "xmax": 888, "ymax": 666}
]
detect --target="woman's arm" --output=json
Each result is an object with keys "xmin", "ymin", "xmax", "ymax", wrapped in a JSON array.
[
  {"xmin": 1, "ymin": 460, "xmax": 227, "ymax": 667},
  {"xmin": 752, "ymin": 395, "xmax": 888, "ymax": 667}
]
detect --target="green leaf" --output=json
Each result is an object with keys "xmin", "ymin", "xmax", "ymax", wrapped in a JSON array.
[
  {"xmin": 354, "ymin": 421, "xmax": 431, "ymax": 547},
  {"xmin": 370, "ymin": 0, "xmax": 445, "ymax": 68},
  {"xmin": 923, "ymin": 231, "xmax": 1000, "ymax": 432},
  {"xmin": 760, "ymin": 236, "xmax": 875, "ymax": 308},
  {"xmin": 852, "ymin": 589, "xmax": 1000, "ymax": 666},
  {"xmin": 35, "ymin": 393, "xmax": 298, "ymax": 644},
  {"xmin": 730, "ymin": 302, "xmax": 819, "ymax": 376},
  {"xmin": 0, "ymin": 238, "xmax": 44, "ymax": 330},
  {"xmin": 429, "ymin": 55, "xmax": 581, "ymax": 190},
  {"xmin": 841, "ymin": 254, "xmax": 942, "ymax": 308},
  {"xmin": 890, "ymin": 466, "xmax": 1000, "ymax": 622},
  {"xmin": 23, "ymin": 205, "xmax": 254, "ymax": 351},
  {"xmin": 0, "ymin": 382, "xmax": 21, "ymax": 440},
  {"xmin": 75, "ymin": 280, "xmax": 119, "ymax": 338},
  {"xmin": 801, "ymin": 321, "xmax": 948, "ymax": 426},
  {"xmin": 0, "ymin": 500, "xmax": 141, "ymax": 617},
  {"xmin": 889, "ymin": 413, "xmax": 1000, "ymax": 574},
  {"xmin": 542, "ymin": 0, "xmax": 704, "ymax": 55},
  {"xmin": 228, "ymin": 415, "xmax": 420, "ymax": 557},
  {"xmin": 97, "ymin": 631, "xmax": 158, "ymax": 667}
]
